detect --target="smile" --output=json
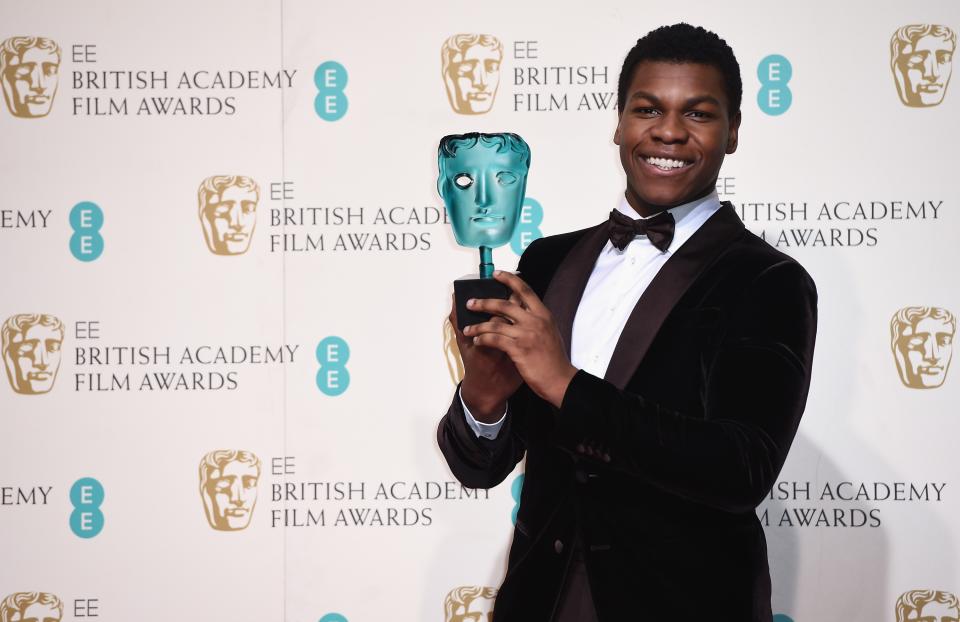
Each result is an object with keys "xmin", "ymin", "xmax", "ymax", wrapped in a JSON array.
[
  {"xmin": 224, "ymin": 233, "xmax": 248, "ymax": 241},
  {"xmin": 643, "ymin": 156, "xmax": 692, "ymax": 171},
  {"xmin": 27, "ymin": 372, "xmax": 52, "ymax": 380},
  {"xmin": 471, "ymin": 215, "xmax": 504, "ymax": 223},
  {"xmin": 918, "ymin": 365, "xmax": 944, "ymax": 374}
]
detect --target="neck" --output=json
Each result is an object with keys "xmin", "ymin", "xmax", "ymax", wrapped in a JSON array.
[{"xmin": 623, "ymin": 183, "xmax": 717, "ymax": 218}]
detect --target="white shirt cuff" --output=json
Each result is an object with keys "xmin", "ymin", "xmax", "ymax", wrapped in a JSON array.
[{"xmin": 459, "ymin": 389, "xmax": 507, "ymax": 440}]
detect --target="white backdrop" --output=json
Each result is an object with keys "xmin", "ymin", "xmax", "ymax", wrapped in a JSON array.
[{"xmin": 0, "ymin": 1, "xmax": 957, "ymax": 621}]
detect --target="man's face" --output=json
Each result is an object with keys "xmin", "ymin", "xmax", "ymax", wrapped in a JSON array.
[
  {"xmin": 896, "ymin": 34, "xmax": 954, "ymax": 106},
  {"xmin": 201, "ymin": 185, "xmax": 258, "ymax": 255},
  {"xmin": 897, "ymin": 317, "xmax": 954, "ymax": 388},
  {"xmin": 440, "ymin": 145, "xmax": 527, "ymax": 249},
  {"xmin": 2, "ymin": 46, "xmax": 59, "ymax": 118},
  {"xmin": 446, "ymin": 44, "xmax": 501, "ymax": 114},
  {"xmin": 16, "ymin": 602, "xmax": 61, "ymax": 622},
  {"xmin": 5, "ymin": 323, "xmax": 62, "ymax": 394},
  {"xmin": 205, "ymin": 460, "xmax": 259, "ymax": 530},
  {"xmin": 614, "ymin": 61, "xmax": 739, "ymax": 217},
  {"xmin": 450, "ymin": 596, "xmax": 494, "ymax": 622},
  {"xmin": 911, "ymin": 600, "xmax": 959, "ymax": 622}
]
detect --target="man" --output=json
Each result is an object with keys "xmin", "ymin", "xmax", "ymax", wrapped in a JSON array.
[
  {"xmin": 199, "ymin": 449, "xmax": 261, "ymax": 531},
  {"xmin": 444, "ymin": 586, "xmax": 496, "ymax": 622},
  {"xmin": 895, "ymin": 589, "xmax": 959, "ymax": 622},
  {"xmin": 438, "ymin": 24, "xmax": 817, "ymax": 621},
  {"xmin": 890, "ymin": 306, "xmax": 955, "ymax": 389},
  {"xmin": 441, "ymin": 35, "xmax": 503, "ymax": 115},
  {"xmin": 0, "ymin": 37, "xmax": 60, "ymax": 118},
  {"xmin": 890, "ymin": 24, "xmax": 955, "ymax": 107},
  {"xmin": 2, "ymin": 314, "xmax": 64, "ymax": 395},
  {"xmin": 0, "ymin": 592, "xmax": 62, "ymax": 622},
  {"xmin": 197, "ymin": 175, "xmax": 260, "ymax": 255}
]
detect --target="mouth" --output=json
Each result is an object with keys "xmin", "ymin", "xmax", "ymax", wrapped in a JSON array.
[
  {"xmin": 25, "ymin": 95, "xmax": 50, "ymax": 104},
  {"xmin": 224, "ymin": 508, "xmax": 249, "ymax": 517},
  {"xmin": 918, "ymin": 365, "xmax": 944, "ymax": 375},
  {"xmin": 27, "ymin": 372, "xmax": 51, "ymax": 380},
  {"xmin": 640, "ymin": 155, "xmax": 694, "ymax": 175},
  {"xmin": 917, "ymin": 83, "xmax": 944, "ymax": 93},
  {"xmin": 467, "ymin": 92, "xmax": 492, "ymax": 101},
  {"xmin": 224, "ymin": 233, "xmax": 248, "ymax": 242},
  {"xmin": 470, "ymin": 215, "xmax": 505, "ymax": 226}
]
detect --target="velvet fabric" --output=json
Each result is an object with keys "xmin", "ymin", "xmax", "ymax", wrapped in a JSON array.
[{"xmin": 437, "ymin": 203, "xmax": 818, "ymax": 622}]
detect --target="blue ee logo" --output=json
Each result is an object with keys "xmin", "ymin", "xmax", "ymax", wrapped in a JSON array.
[
  {"xmin": 316, "ymin": 336, "xmax": 350, "ymax": 396},
  {"xmin": 510, "ymin": 474, "xmax": 524, "ymax": 524},
  {"xmin": 315, "ymin": 61, "xmax": 348, "ymax": 121},
  {"xmin": 69, "ymin": 202, "xmax": 104, "ymax": 261},
  {"xmin": 69, "ymin": 477, "xmax": 104, "ymax": 538},
  {"xmin": 318, "ymin": 614, "xmax": 347, "ymax": 622},
  {"xmin": 510, "ymin": 198, "xmax": 543, "ymax": 256},
  {"xmin": 773, "ymin": 615, "xmax": 794, "ymax": 622},
  {"xmin": 758, "ymin": 55, "xmax": 792, "ymax": 115}
]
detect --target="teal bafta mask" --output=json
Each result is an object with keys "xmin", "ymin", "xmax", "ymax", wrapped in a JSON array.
[{"xmin": 438, "ymin": 132, "xmax": 531, "ymax": 272}]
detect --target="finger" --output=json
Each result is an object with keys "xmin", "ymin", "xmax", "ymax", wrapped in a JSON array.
[
  {"xmin": 494, "ymin": 270, "xmax": 548, "ymax": 317},
  {"xmin": 471, "ymin": 332, "xmax": 519, "ymax": 357},
  {"xmin": 468, "ymin": 296, "xmax": 529, "ymax": 324},
  {"xmin": 463, "ymin": 319, "xmax": 522, "ymax": 339}
]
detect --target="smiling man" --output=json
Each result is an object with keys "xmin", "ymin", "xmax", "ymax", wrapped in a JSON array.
[{"xmin": 438, "ymin": 24, "xmax": 817, "ymax": 622}]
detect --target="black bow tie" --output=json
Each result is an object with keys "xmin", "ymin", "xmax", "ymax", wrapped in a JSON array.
[{"xmin": 608, "ymin": 209, "xmax": 676, "ymax": 252}]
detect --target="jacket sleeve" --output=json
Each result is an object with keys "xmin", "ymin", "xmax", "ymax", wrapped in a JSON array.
[
  {"xmin": 555, "ymin": 260, "xmax": 818, "ymax": 513},
  {"xmin": 436, "ymin": 384, "xmax": 529, "ymax": 489}
]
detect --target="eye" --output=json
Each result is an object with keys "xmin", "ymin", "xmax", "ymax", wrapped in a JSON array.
[
  {"xmin": 496, "ymin": 171, "xmax": 518, "ymax": 185},
  {"xmin": 213, "ymin": 204, "xmax": 230, "ymax": 217},
  {"xmin": 456, "ymin": 61, "xmax": 476, "ymax": 76},
  {"xmin": 242, "ymin": 201, "xmax": 256, "ymax": 214},
  {"xmin": 14, "ymin": 66, "xmax": 30, "ymax": 78},
  {"xmin": 16, "ymin": 343, "xmax": 35, "ymax": 355},
  {"xmin": 215, "ymin": 480, "xmax": 230, "ymax": 491},
  {"xmin": 47, "ymin": 340, "xmax": 61, "ymax": 352},
  {"xmin": 940, "ymin": 334, "xmax": 954, "ymax": 346},
  {"xmin": 907, "ymin": 54, "xmax": 924, "ymax": 67},
  {"xmin": 938, "ymin": 51, "xmax": 953, "ymax": 63},
  {"xmin": 633, "ymin": 107, "xmax": 659, "ymax": 117},
  {"xmin": 43, "ymin": 63, "xmax": 58, "ymax": 76},
  {"xmin": 485, "ymin": 60, "xmax": 500, "ymax": 72},
  {"xmin": 454, "ymin": 173, "xmax": 473, "ymax": 188},
  {"xmin": 907, "ymin": 336, "xmax": 925, "ymax": 348},
  {"xmin": 244, "ymin": 476, "xmax": 258, "ymax": 488},
  {"xmin": 687, "ymin": 110, "xmax": 711, "ymax": 119}
]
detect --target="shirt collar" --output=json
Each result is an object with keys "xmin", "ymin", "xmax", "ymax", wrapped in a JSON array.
[{"xmin": 613, "ymin": 191, "xmax": 722, "ymax": 253}]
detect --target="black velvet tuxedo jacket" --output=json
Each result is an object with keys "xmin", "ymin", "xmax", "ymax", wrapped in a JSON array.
[{"xmin": 438, "ymin": 203, "xmax": 818, "ymax": 622}]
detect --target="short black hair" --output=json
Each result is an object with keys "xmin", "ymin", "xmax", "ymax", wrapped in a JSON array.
[{"xmin": 617, "ymin": 23, "xmax": 742, "ymax": 116}]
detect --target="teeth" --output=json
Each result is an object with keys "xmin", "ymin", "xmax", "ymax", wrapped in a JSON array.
[{"xmin": 644, "ymin": 156, "xmax": 689, "ymax": 169}]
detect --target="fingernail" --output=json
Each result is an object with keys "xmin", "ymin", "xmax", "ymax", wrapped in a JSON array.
[
  {"xmin": 463, "ymin": 325, "xmax": 471, "ymax": 335},
  {"xmin": 467, "ymin": 299, "xmax": 475, "ymax": 308},
  {"xmin": 473, "ymin": 336, "xmax": 480, "ymax": 344},
  {"xmin": 494, "ymin": 270, "xmax": 502, "ymax": 276}
]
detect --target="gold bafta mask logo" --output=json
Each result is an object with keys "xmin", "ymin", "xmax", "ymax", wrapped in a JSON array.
[
  {"xmin": 890, "ymin": 306, "xmax": 955, "ymax": 389},
  {"xmin": 199, "ymin": 450, "xmax": 261, "ymax": 531},
  {"xmin": 0, "ymin": 592, "xmax": 63, "ymax": 622},
  {"xmin": 0, "ymin": 37, "xmax": 61, "ymax": 118},
  {"xmin": 890, "ymin": 25, "xmax": 956, "ymax": 107},
  {"xmin": 441, "ymin": 35, "xmax": 503, "ymax": 115},
  {"xmin": 198, "ymin": 176, "xmax": 260, "ymax": 255},
  {"xmin": 444, "ymin": 586, "xmax": 497, "ymax": 622},
  {"xmin": 2, "ymin": 314, "xmax": 64, "ymax": 395},
  {"xmin": 895, "ymin": 589, "xmax": 959, "ymax": 622},
  {"xmin": 444, "ymin": 317, "xmax": 464, "ymax": 385}
]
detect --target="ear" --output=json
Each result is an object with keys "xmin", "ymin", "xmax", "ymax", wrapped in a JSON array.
[
  {"xmin": 726, "ymin": 111, "xmax": 741, "ymax": 154},
  {"xmin": 613, "ymin": 116, "xmax": 622, "ymax": 146}
]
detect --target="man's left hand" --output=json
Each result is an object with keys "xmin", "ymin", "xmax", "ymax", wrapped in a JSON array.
[{"xmin": 463, "ymin": 270, "xmax": 578, "ymax": 408}]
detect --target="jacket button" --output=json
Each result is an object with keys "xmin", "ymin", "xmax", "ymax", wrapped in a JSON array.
[{"xmin": 554, "ymin": 539, "xmax": 564, "ymax": 554}]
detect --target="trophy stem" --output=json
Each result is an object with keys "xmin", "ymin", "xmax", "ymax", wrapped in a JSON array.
[{"xmin": 479, "ymin": 246, "xmax": 494, "ymax": 279}]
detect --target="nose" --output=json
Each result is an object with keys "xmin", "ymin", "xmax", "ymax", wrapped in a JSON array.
[
  {"xmin": 34, "ymin": 345, "xmax": 49, "ymax": 369},
  {"xmin": 472, "ymin": 63, "xmax": 488, "ymax": 88},
  {"xmin": 922, "ymin": 54, "xmax": 941, "ymax": 80},
  {"xmin": 228, "ymin": 481, "xmax": 243, "ymax": 505},
  {"xmin": 228, "ymin": 205, "xmax": 243, "ymax": 229},
  {"xmin": 650, "ymin": 111, "xmax": 688, "ymax": 144},
  {"xmin": 475, "ymin": 175, "xmax": 492, "ymax": 208},
  {"xmin": 925, "ymin": 337, "xmax": 942, "ymax": 363}
]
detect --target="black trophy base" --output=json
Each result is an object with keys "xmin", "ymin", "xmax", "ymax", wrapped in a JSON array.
[{"xmin": 454, "ymin": 275, "xmax": 511, "ymax": 331}]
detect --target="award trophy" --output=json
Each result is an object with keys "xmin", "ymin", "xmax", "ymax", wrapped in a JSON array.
[{"xmin": 438, "ymin": 132, "xmax": 531, "ymax": 330}]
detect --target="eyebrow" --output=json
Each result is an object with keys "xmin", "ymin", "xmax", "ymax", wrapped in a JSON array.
[{"xmin": 629, "ymin": 91, "xmax": 723, "ymax": 108}]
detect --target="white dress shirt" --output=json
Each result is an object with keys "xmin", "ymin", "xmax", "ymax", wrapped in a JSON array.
[{"xmin": 462, "ymin": 191, "xmax": 723, "ymax": 439}]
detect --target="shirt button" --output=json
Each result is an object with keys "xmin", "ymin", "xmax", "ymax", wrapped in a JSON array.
[
  {"xmin": 630, "ymin": 257, "xmax": 636, "ymax": 265},
  {"xmin": 554, "ymin": 539, "xmax": 564, "ymax": 554}
]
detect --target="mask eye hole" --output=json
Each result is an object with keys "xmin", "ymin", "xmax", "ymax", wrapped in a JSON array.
[
  {"xmin": 497, "ymin": 171, "xmax": 517, "ymax": 186},
  {"xmin": 454, "ymin": 173, "xmax": 473, "ymax": 188}
]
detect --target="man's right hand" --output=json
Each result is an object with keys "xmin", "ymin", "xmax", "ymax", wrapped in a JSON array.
[{"xmin": 450, "ymin": 295, "xmax": 522, "ymax": 422}]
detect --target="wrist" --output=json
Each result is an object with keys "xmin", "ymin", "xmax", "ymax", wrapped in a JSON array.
[
  {"xmin": 460, "ymin": 379, "xmax": 507, "ymax": 423},
  {"xmin": 545, "ymin": 365, "xmax": 579, "ymax": 409}
]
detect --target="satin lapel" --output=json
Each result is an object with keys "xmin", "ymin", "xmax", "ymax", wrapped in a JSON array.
[
  {"xmin": 542, "ymin": 223, "xmax": 610, "ymax": 357},
  {"xmin": 604, "ymin": 202, "xmax": 745, "ymax": 390}
]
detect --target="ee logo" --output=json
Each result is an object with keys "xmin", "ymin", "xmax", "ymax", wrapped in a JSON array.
[
  {"xmin": 757, "ymin": 54, "xmax": 792, "ymax": 115},
  {"xmin": 70, "ymin": 477, "xmax": 104, "ymax": 538},
  {"xmin": 318, "ymin": 615, "xmax": 347, "ymax": 622},
  {"xmin": 315, "ymin": 61, "xmax": 348, "ymax": 121},
  {"xmin": 510, "ymin": 198, "xmax": 543, "ymax": 256},
  {"xmin": 773, "ymin": 616, "xmax": 794, "ymax": 622},
  {"xmin": 510, "ymin": 474, "xmax": 524, "ymax": 525},
  {"xmin": 316, "ymin": 336, "xmax": 350, "ymax": 396},
  {"xmin": 70, "ymin": 202, "xmax": 104, "ymax": 261}
]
